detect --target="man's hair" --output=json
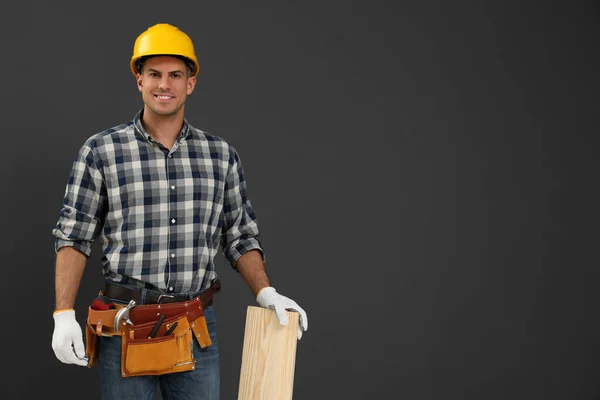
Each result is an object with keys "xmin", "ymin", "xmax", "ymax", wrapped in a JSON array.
[{"xmin": 135, "ymin": 55, "xmax": 195, "ymax": 77}]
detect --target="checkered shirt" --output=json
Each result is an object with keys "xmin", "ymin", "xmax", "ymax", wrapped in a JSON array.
[{"xmin": 52, "ymin": 110, "xmax": 265, "ymax": 293}]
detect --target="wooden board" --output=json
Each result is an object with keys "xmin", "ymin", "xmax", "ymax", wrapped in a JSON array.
[{"xmin": 238, "ymin": 306, "xmax": 299, "ymax": 400}]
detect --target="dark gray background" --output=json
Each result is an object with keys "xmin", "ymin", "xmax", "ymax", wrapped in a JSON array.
[{"xmin": 0, "ymin": 0, "xmax": 598, "ymax": 399}]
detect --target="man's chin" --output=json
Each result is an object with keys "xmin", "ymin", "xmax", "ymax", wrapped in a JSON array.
[{"xmin": 147, "ymin": 104, "xmax": 183, "ymax": 117}]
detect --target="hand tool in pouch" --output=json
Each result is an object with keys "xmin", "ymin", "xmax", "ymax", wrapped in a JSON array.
[
  {"xmin": 91, "ymin": 296, "xmax": 115, "ymax": 310},
  {"xmin": 164, "ymin": 322, "xmax": 178, "ymax": 336},
  {"xmin": 114, "ymin": 299, "xmax": 137, "ymax": 330},
  {"xmin": 148, "ymin": 314, "xmax": 166, "ymax": 338}
]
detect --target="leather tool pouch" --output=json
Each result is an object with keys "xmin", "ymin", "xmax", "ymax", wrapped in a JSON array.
[
  {"xmin": 85, "ymin": 303, "xmax": 124, "ymax": 368},
  {"xmin": 85, "ymin": 296, "xmax": 213, "ymax": 377},
  {"xmin": 85, "ymin": 322, "xmax": 99, "ymax": 367},
  {"xmin": 121, "ymin": 313, "xmax": 194, "ymax": 377}
]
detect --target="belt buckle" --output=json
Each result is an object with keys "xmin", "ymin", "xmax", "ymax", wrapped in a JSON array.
[{"xmin": 157, "ymin": 294, "xmax": 175, "ymax": 304}]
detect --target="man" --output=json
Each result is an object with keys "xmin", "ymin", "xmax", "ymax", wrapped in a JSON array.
[{"xmin": 51, "ymin": 23, "xmax": 307, "ymax": 399}]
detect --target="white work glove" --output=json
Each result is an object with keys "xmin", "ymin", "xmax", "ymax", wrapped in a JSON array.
[
  {"xmin": 256, "ymin": 287, "xmax": 308, "ymax": 340},
  {"xmin": 52, "ymin": 309, "xmax": 89, "ymax": 366}
]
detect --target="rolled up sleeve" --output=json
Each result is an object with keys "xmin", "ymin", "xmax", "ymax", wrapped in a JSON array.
[
  {"xmin": 220, "ymin": 147, "xmax": 265, "ymax": 269},
  {"xmin": 52, "ymin": 144, "xmax": 107, "ymax": 256}
]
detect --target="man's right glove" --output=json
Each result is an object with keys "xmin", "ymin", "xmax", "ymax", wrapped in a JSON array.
[{"xmin": 51, "ymin": 309, "xmax": 89, "ymax": 366}]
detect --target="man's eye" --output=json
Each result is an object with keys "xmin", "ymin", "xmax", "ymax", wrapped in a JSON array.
[
  {"xmin": 149, "ymin": 73, "xmax": 158, "ymax": 77},
  {"xmin": 171, "ymin": 73, "xmax": 181, "ymax": 79}
]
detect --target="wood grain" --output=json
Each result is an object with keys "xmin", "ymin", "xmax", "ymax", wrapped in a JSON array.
[{"xmin": 238, "ymin": 306, "xmax": 299, "ymax": 400}]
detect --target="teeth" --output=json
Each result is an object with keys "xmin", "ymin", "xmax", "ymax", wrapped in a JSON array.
[{"xmin": 157, "ymin": 95, "xmax": 171, "ymax": 99}]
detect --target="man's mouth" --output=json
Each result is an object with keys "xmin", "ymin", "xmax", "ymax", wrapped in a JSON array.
[{"xmin": 154, "ymin": 94, "xmax": 174, "ymax": 100}]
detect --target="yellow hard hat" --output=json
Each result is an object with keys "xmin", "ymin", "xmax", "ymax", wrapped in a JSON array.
[{"xmin": 130, "ymin": 23, "xmax": 200, "ymax": 77}]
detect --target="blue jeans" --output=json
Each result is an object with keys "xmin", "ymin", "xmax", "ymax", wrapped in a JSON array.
[{"xmin": 98, "ymin": 305, "xmax": 220, "ymax": 400}]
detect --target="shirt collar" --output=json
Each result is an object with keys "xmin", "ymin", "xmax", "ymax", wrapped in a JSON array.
[{"xmin": 133, "ymin": 109, "xmax": 192, "ymax": 145}]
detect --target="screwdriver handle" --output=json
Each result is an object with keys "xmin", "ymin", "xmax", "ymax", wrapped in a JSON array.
[
  {"xmin": 148, "ymin": 314, "xmax": 166, "ymax": 338},
  {"xmin": 164, "ymin": 322, "xmax": 178, "ymax": 336}
]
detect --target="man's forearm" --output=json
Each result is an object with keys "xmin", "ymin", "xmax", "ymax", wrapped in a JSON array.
[
  {"xmin": 55, "ymin": 247, "xmax": 87, "ymax": 310},
  {"xmin": 236, "ymin": 249, "xmax": 270, "ymax": 296}
]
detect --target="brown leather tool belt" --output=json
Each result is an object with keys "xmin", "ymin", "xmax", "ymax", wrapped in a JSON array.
[{"xmin": 85, "ymin": 279, "xmax": 221, "ymax": 377}]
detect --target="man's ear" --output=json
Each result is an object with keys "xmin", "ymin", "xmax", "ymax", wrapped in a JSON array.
[
  {"xmin": 136, "ymin": 73, "xmax": 143, "ymax": 93},
  {"xmin": 186, "ymin": 76, "xmax": 197, "ymax": 95}
]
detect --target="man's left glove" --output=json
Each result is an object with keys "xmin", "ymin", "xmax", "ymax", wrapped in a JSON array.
[
  {"xmin": 256, "ymin": 287, "xmax": 308, "ymax": 340},
  {"xmin": 52, "ymin": 309, "xmax": 89, "ymax": 366}
]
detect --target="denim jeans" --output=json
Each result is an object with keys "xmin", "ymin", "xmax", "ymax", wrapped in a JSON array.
[{"xmin": 97, "ymin": 304, "xmax": 220, "ymax": 400}]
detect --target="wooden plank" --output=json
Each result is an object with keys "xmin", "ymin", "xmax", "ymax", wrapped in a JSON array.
[{"xmin": 238, "ymin": 306, "xmax": 299, "ymax": 400}]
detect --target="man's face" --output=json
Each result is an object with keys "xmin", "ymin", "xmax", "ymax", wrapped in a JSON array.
[{"xmin": 136, "ymin": 56, "xmax": 196, "ymax": 118}]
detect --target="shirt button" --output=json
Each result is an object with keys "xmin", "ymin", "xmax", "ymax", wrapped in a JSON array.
[
  {"xmin": 171, "ymin": 185, "xmax": 175, "ymax": 190},
  {"xmin": 171, "ymin": 253, "xmax": 175, "ymax": 258},
  {"xmin": 171, "ymin": 219, "xmax": 176, "ymax": 224},
  {"xmin": 169, "ymin": 154, "xmax": 173, "ymax": 158},
  {"xmin": 169, "ymin": 287, "xmax": 174, "ymax": 292}
]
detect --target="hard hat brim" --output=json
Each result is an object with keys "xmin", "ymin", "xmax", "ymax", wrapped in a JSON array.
[{"xmin": 130, "ymin": 54, "xmax": 200, "ymax": 77}]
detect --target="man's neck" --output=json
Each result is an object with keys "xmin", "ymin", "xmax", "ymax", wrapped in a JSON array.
[{"xmin": 141, "ymin": 106, "xmax": 185, "ymax": 150}]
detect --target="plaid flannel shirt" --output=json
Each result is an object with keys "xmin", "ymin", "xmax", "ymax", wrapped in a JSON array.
[{"xmin": 52, "ymin": 110, "xmax": 265, "ymax": 293}]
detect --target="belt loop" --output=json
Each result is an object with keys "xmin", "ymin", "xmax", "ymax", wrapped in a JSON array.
[{"xmin": 140, "ymin": 288, "xmax": 147, "ymax": 305}]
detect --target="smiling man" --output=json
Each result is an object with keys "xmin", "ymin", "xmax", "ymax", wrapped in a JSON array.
[{"xmin": 51, "ymin": 23, "xmax": 308, "ymax": 400}]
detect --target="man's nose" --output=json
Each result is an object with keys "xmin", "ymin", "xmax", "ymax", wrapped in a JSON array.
[{"xmin": 158, "ymin": 77, "xmax": 170, "ymax": 90}]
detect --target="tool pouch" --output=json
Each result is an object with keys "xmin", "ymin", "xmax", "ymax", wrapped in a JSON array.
[
  {"xmin": 85, "ymin": 296, "xmax": 213, "ymax": 376},
  {"xmin": 85, "ymin": 302, "xmax": 125, "ymax": 368},
  {"xmin": 120, "ymin": 313, "xmax": 195, "ymax": 377},
  {"xmin": 85, "ymin": 322, "xmax": 99, "ymax": 367},
  {"xmin": 127, "ymin": 297, "xmax": 213, "ymax": 350}
]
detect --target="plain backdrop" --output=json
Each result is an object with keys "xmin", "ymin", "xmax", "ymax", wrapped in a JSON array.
[{"xmin": 0, "ymin": 1, "xmax": 598, "ymax": 399}]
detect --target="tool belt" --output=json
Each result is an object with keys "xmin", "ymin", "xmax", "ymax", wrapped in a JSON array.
[{"xmin": 85, "ymin": 279, "xmax": 220, "ymax": 377}]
